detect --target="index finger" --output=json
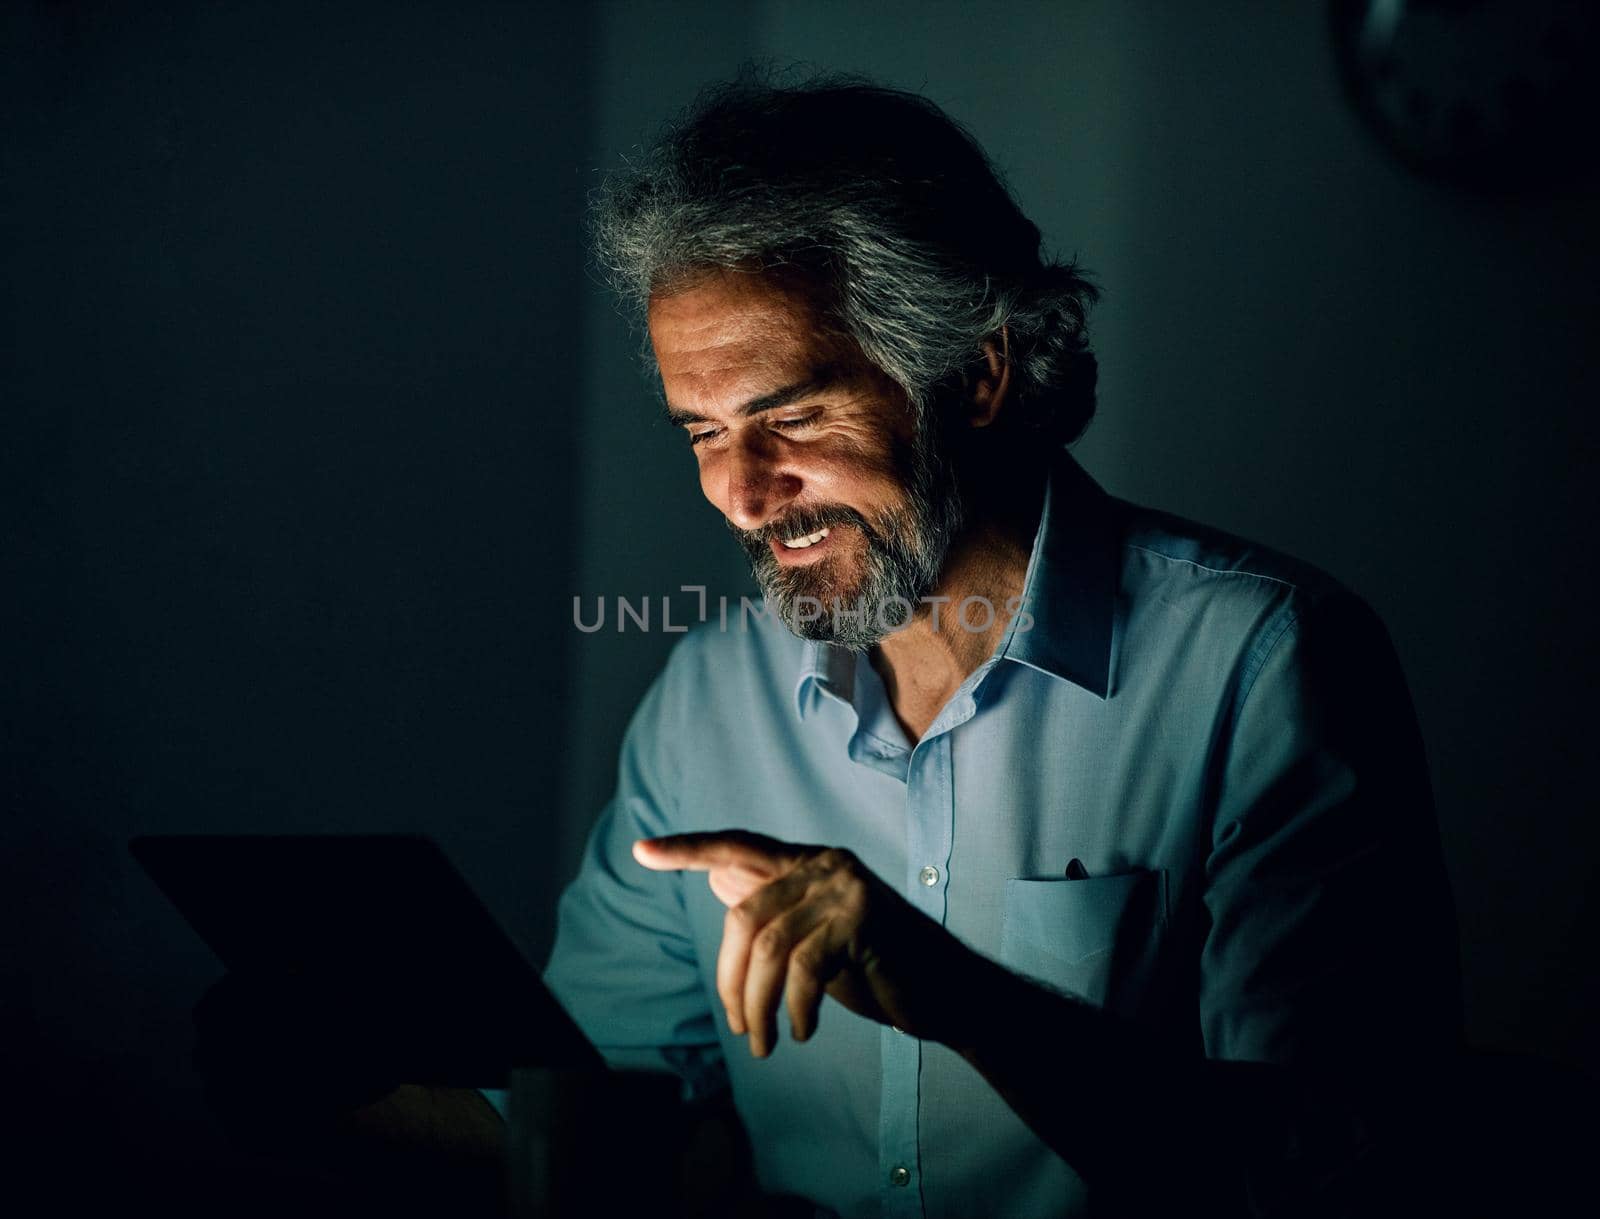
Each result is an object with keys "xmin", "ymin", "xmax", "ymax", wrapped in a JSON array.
[{"xmin": 631, "ymin": 830, "xmax": 803, "ymax": 873}]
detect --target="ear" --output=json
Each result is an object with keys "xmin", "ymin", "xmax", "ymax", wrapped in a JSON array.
[{"xmin": 964, "ymin": 326, "xmax": 1012, "ymax": 429}]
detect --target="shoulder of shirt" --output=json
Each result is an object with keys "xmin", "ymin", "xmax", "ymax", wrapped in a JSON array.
[
  {"xmin": 1107, "ymin": 492, "xmax": 1395, "ymax": 668},
  {"xmin": 1107, "ymin": 500, "xmax": 1397, "ymax": 713},
  {"xmin": 1114, "ymin": 497, "xmax": 1366, "ymax": 625}
]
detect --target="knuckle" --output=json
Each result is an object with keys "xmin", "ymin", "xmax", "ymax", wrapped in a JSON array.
[
  {"xmin": 752, "ymin": 925, "xmax": 787, "ymax": 960},
  {"xmin": 816, "ymin": 847, "xmax": 855, "ymax": 873},
  {"xmin": 837, "ymin": 883, "xmax": 869, "ymax": 920}
]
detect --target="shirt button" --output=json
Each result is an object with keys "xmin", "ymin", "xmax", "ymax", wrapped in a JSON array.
[
  {"xmin": 889, "ymin": 1166, "xmax": 911, "ymax": 1187},
  {"xmin": 918, "ymin": 864, "xmax": 941, "ymax": 887}
]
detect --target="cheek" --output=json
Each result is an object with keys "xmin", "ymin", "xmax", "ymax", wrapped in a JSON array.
[{"xmin": 805, "ymin": 436, "xmax": 904, "ymax": 504}]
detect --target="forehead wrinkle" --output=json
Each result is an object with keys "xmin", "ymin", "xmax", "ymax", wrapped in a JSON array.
[
  {"xmin": 649, "ymin": 268, "xmax": 864, "ymax": 419},
  {"xmin": 659, "ymin": 332, "xmax": 816, "ymax": 419},
  {"xmin": 668, "ymin": 346, "xmax": 797, "ymax": 412}
]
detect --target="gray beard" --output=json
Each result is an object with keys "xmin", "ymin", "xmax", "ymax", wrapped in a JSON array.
[{"xmin": 729, "ymin": 422, "xmax": 964, "ymax": 651}]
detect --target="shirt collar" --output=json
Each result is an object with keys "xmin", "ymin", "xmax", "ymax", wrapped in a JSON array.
[
  {"xmin": 793, "ymin": 449, "xmax": 1119, "ymax": 718},
  {"xmin": 999, "ymin": 449, "xmax": 1118, "ymax": 699},
  {"xmin": 793, "ymin": 631, "xmax": 856, "ymax": 720}
]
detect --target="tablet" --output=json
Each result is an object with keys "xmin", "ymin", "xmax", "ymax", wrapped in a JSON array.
[{"xmin": 131, "ymin": 833, "xmax": 603, "ymax": 1077}]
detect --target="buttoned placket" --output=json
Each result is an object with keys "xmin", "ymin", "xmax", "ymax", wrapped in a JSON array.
[
  {"xmin": 803, "ymin": 645, "xmax": 1006, "ymax": 1217},
  {"xmin": 868, "ymin": 659, "xmax": 996, "ymax": 1219}
]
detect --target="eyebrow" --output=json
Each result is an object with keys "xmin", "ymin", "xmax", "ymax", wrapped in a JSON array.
[{"xmin": 662, "ymin": 367, "xmax": 839, "ymax": 428}]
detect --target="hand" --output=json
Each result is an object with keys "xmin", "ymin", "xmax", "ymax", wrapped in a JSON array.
[{"xmin": 633, "ymin": 830, "xmax": 982, "ymax": 1057}]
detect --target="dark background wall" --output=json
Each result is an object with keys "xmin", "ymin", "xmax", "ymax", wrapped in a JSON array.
[
  {"xmin": 2, "ymin": 0, "xmax": 593, "ymax": 1198},
  {"xmin": 5, "ymin": 0, "xmax": 1596, "ymax": 1202}
]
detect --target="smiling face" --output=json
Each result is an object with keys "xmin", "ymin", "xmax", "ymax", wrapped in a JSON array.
[{"xmin": 648, "ymin": 268, "xmax": 962, "ymax": 648}]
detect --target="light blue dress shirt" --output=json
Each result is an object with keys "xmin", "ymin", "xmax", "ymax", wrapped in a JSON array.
[{"xmin": 523, "ymin": 451, "xmax": 1459, "ymax": 1218}]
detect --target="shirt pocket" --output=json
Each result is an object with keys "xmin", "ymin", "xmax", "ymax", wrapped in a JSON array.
[{"xmin": 1000, "ymin": 870, "xmax": 1169, "ymax": 1014}]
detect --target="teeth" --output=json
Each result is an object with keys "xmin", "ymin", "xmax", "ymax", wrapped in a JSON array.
[{"xmin": 780, "ymin": 527, "xmax": 829, "ymax": 549}]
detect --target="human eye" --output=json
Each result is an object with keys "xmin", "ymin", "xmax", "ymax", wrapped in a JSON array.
[
  {"xmin": 686, "ymin": 426, "xmax": 722, "ymax": 448},
  {"xmin": 769, "ymin": 411, "xmax": 821, "ymax": 433}
]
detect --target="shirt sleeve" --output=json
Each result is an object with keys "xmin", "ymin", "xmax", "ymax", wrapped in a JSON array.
[
  {"xmin": 539, "ymin": 638, "xmax": 727, "ymax": 1101},
  {"xmin": 1199, "ymin": 586, "xmax": 1462, "ymax": 1067}
]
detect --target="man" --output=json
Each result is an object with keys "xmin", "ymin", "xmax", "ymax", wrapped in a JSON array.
[
  {"xmin": 499, "ymin": 76, "xmax": 1461, "ymax": 1217},
  {"xmin": 200, "ymin": 76, "xmax": 1460, "ymax": 1216}
]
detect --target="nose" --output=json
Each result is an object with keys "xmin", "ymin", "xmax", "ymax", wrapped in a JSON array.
[{"xmin": 719, "ymin": 430, "xmax": 801, "ymax": 533}]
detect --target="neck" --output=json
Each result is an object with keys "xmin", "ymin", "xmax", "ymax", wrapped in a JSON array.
[{"xmin": 871, "ymin": 455, "xmax": 1047, "ymax": 741}]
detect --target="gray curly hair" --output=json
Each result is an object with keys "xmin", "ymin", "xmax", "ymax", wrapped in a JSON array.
[{"xmin": 590, "ymin": 72, "xmax": 1100, "ymax": 446}]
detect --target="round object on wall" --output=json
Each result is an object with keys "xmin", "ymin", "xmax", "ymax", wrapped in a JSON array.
[{"xmin": 1330, "ymin": 0, "xmax": 1600, "ymax": 190}]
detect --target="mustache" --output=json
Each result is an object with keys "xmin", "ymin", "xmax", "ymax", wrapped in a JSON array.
[{"xmin": 728, "ymin": 504, "xmax": 882, "ymax": 548}]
